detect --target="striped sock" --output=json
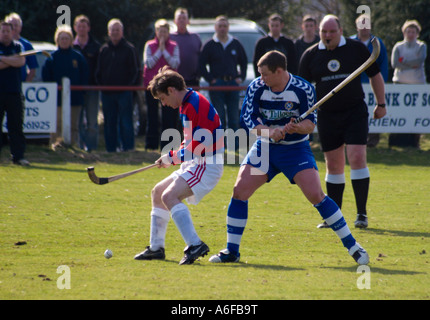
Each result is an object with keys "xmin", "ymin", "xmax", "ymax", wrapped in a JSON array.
[
  {"xmin": 314, "ymin": 196, "xmax": 356, "ymax": 250},
  {"xmin": 226, "ymin": 198, "xmax": 248, "ymax": 255}
]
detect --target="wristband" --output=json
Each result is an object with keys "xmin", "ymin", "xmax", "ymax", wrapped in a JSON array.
[{"xmin": 377, "ymin": 103, "xmax": 386, "ymax": 108}]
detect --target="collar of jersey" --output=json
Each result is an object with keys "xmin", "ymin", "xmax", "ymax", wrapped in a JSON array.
[
  {"xmin": 318, "ymin": 35, "xmax": 346, "ymax": 50},
  {"xmin": 213, "ymin": 34, "xmax": 234, "ymax": 48}
]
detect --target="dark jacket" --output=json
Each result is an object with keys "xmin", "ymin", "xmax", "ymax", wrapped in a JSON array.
[
  {"xmin": 73, "ymin": 35, "xmax": 101, "ymax": 85},
  {"xmin": 199, "ymin": 37, "xmax": 247, "ymax": 84},
  {"xmin": 42, "ymin": 47, "xmax": 88, "ymax": 106},
  {"xmin": 253, "ymin": 35, "xmax": 297, "ymax": 76},
  {"xmin": 0, "ymin": 40, "xmax": 23, "ymax": 93},
  {"xmin": 95, "ymin": 38, "xmax": 140, "ymax": 90}
]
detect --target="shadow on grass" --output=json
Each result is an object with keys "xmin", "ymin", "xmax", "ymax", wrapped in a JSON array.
[
  {"xmin": 365, "ymin": 228, "xmax": 430, "ymax": 238},
  {"xmin": 209, "ymin": 261, "xmax": 305, "ymax": 272},
  {"xmin": 156, "ymin": 258, "xmax": 305, "ymax": 271},
  {"xmin": 24, "ymin": 164, "xmax": 85, "ymax": 173},
  {"xmin": 321, "ymin": 265, "xmax": 426, "ymax": 276}
]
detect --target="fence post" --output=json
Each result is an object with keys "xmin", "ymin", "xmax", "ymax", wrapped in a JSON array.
[{"xmin": 61, "ymin": 77, "xmax": 71, "ymax": 145}]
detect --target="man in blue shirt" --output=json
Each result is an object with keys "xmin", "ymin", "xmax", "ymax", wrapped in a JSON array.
[
  {"xmin": 209, "ymin": 50, "xmax": 369, "ymax": 266},
  {"xmin": 0, "ymin": 21, "xmax": 29, "ymax": 165},
  {"xmin": 350, "ymin": 14, "xmax": 388, "ymax": 83},
  {"xmin": 350, "ymin": 13, "xmax": 389, "ymax": 148},
  {"xmin": 5, "ymin": 13, "xmax": 38, "ymax": 82}
]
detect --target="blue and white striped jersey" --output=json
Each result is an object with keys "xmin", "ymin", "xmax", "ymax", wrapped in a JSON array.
[{"xmin": 240, "ymin": 74, "xmax": 316, "ymax": 144}]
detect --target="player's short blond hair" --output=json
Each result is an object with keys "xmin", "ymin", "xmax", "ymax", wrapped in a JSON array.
[{"xmin": 257, "ymin": 50, "xmax": 287, "ymax": 73}]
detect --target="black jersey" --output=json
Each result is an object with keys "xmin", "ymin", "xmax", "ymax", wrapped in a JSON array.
[{"xmin": 298, "ymin": 37, "xmax": 380, "ymax": 112}]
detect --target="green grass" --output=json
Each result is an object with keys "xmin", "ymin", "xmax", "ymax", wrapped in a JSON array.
[{"xmin": 0, "ymin": 134, "xmax": 429, "ymax": 300}]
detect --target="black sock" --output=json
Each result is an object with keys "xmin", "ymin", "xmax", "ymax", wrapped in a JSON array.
[
  {"xmin": 326, "ymin": 182, "xmax": 345, "ymax": 209},
  {"xmin": 351, "ymin": 178, "xmax": 369, "ymax": 215}
]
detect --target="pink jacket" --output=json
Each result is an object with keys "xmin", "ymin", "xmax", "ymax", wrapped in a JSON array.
[{"xmin": 143, "ymin": 37, "xmax": 180, "ymax": 87}]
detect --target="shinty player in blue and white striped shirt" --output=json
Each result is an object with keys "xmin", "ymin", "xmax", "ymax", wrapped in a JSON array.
[{"xmin": 209, "ymin": 50, "xmax": 369, "ymax": 265}]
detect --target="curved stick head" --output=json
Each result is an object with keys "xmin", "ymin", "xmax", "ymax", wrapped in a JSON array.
[
  {"xmin": 370, "ymin": 37, "xmax": 381, "ymax": 61},
  {"xmin": 87, "ymin": 167, "xmax": 107, "ymax": 185}
]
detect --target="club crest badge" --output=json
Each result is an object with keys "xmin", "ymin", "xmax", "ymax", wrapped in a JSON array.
[
  {"xmin": 284, "ymin": 101, "xmax": 294, "ymax": 111},
  {"xmin": 327, "ymin": 59, "xmax": 340, "ymax": 72}
]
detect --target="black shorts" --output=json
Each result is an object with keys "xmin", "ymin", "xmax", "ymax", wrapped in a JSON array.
[{"xmin": 317, "ymin": 101, "xmax": 369, "ymax": 152}]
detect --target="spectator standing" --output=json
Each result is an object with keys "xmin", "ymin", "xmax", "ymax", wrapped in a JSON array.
[
  {"xmin": 295, "ymin": 15, "xmax": 320, "ymax": 64},
  {"xmin": 143, "ymin": 19, "xmax": 180, "ymax": 151},
  {"xmin": 170, "ymin": 8, "xmax": 202, "ymax": 87},
  {"xmin": 253, "ymin": 14, "xmax": 297, "ymax": 77},
  {"xmin": 389, "ymin": 19, "xmax": 427, "ymax": 148},
  {"xmin": 350, "ymin": 13, "xmax": 389, "ymax": 148},
  {"xmin": 295, "ymin": 15, "xmax": 320, "ymax": 142},
  {"xmin": 199, "ymin": 15, "xmax": 247, "ymax": 131},
  {"xmin": 42, "ymin": 25, "xmax": 88, "ymax": 149},
  {"xmin": 73, "ymin": 15, "xmax": 101, "ymax": 152},
  {"xmin": 0, "ymin": 21, "xmax": 29, "ymax": 165},
  {"xmin": 299, "ymin": 15, "xmax": 386, "ymax": 229},
  {"xmin": 5, "ymin": 13, "xmax": 38, "ymax": 82},
  {"xmin": 95, "ymin": 19, "xmax": 139, "ymax": 152}
]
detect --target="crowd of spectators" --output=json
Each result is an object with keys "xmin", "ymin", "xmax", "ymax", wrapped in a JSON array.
[{"xmin": 0, "ymin": 9, "xmax": 427, "ymax": 165}]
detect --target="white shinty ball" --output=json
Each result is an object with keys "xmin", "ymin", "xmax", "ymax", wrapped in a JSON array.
[{"xmin": 104, "ymin": 249, "xmax": 113, "ymax": 259}]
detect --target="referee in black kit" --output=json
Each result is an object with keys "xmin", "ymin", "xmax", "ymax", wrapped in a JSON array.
[{"xmin": 299, "ymin": 15, "xmax": 386, "ymax": 229}]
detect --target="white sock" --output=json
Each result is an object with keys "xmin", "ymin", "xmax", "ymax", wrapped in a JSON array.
[
  {"xmin": 149, "ymin": 207, "xmax": 170, "ymax": 251},
  {"xmin": 170, "ymin": 203, "xmax": 201, "ymax": 246}
]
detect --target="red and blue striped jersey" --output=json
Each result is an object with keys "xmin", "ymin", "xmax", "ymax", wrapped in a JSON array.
[{"xmin": 169, "ymin": 89, "xmax": 224, "ymax": 164}]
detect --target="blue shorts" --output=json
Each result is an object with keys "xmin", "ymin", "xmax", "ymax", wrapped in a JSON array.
[{"xmin": 242, "ymin": 139, "xmax": 318, "ymax": 184}]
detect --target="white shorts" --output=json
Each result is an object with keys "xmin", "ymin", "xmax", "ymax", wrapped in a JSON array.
[{"xmin": 168, "ymin": 156, "xmax": 223, "ymax": 205}]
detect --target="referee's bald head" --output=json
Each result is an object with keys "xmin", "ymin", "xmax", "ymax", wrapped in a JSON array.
[
  {"xmin": 257, "ymin": 50, "xmax": 287, "ymax": 73},
  {"xmin": 320, "ymin": 14, "xmax": 341, "ymax": 29}
]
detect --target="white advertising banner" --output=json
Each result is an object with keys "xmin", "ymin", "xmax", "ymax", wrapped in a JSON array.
[
  {"xmin": 364, "ymin": 83, "xmax": 430, "ymax": 133},
  {"xmin": 2, "ymin": 82, "xmax": 57, "ymax": 133}
]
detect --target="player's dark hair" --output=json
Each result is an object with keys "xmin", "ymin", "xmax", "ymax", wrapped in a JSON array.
[
  {"xmin": 257, "ymin": 50, "xmax": 287, "ymax": 73},
  {"xmin": 0, "ymin": 20, "xmax": 13, "ymax": 29},
  {"xmin": 148, "ymin": 66, "xmax": 186, "ymax": 98},
  {"xmin": 302, "ymin": 14, "xmax": 317, "ymax": 25},
  {"xmin": 74, "ymin": 14, "xmax": 91, "ymax": 27},
  {"xmin": 268, "ymin": 13, "xmax": 283, "ymax": 24}
]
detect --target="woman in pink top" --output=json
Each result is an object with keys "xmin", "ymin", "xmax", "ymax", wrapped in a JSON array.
[{"xmin": 143, "ymin": 19, "xmax": 180, "ymax": 150}]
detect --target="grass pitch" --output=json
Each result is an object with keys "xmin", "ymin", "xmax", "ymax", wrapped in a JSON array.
[{"xmin": 0, "ymin": 135, "xmax": 429, "ymax": 300}]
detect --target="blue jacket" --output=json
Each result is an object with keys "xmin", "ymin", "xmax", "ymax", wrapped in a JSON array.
[
  {"xmin": 42, "ymin": 47, "xmax": 88, "ymax": 105},
  {"xmin": 350, "ymin": 34, "xmax": 388, "ymax": 83}
]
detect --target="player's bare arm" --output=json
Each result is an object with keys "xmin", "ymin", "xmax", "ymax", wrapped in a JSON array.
[{"xmin": 369, "ymin": 72, "xmax": 387, "ymax": 119}]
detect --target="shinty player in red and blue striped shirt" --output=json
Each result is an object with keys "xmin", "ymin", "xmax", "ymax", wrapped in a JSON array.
[{"xmin": 134, "ymin": 66, "xmax": 224, "ymax": 265}]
